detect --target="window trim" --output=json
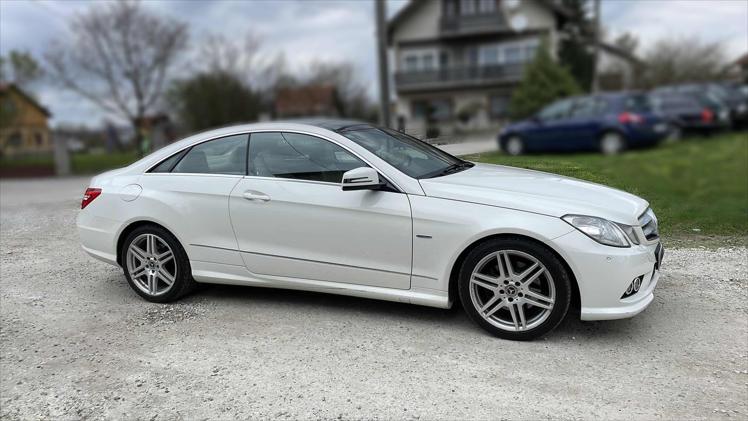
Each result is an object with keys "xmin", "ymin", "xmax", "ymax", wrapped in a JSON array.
[{"xmin": 142, "ymin": 129, "xmax": 404, "ymax": 193}]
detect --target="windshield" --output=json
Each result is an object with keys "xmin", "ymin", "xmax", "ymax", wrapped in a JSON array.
[{"xmin": 340, "ymin": 127, "xmax": 466, "ymax": 179}]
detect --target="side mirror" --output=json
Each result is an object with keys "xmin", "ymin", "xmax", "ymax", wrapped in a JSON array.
[{"xmin": 341, "ymin": 167, "xmax": 384, "ymax": 191}]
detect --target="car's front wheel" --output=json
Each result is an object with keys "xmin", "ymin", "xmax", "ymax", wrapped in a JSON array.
[
  {"xmin": 122, "ymin": 225, "xmax": 196, "ymax": 303},
  {"xmin": 458, "ymin": 237, "xmax": 572, "ymax": 340}
]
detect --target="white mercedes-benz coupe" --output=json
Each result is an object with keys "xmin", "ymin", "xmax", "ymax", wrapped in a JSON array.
[{"xmin": 77, "ymin": 120, "xmax": 663, "ymax": 340}]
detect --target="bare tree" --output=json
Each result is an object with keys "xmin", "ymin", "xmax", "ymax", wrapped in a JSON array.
[
  {"xmin": 642, "ymin": 36, "xmax": 728, "ymax": 87},
  {"xmin": 45, "ymin": 1, "xmax": 187, "ymax": 154},
  {"xmin": 305, "ymin": 61, "xmax": 375, "ymax": 121}
]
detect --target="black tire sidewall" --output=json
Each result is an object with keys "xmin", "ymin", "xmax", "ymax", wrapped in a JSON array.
[
  {"xmin": 457, "ymin": 237, "xmax": 572, "ymax": 341},
  {"xmin": 121, "ymin": 225, "xmax": 194, "ymax": 303}
]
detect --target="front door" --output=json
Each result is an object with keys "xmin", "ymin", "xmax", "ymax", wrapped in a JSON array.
[{"xmin": 229, "ymin": 132, "xmax": 413, "ymax": 290}]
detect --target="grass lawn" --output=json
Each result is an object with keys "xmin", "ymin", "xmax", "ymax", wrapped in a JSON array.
[
  {"xmin": 0, "ymin": 151, "xmax": 137, "ymax": 175},
  {"xmin": 468, "ymin": 132, "xmax": 748, "ymax": 241}
]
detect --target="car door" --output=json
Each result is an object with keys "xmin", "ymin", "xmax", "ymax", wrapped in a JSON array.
[
  {"xmin": 529, "ymin": 99, "xmax": 576, "ymax": 150},
  {"xmin": 228, "ymin": 131, "xmax": 413, "ymax": 290},
  {"xmin": 139, "ymin": 134, "xmax": 248, "ymax": 266},
  {"xmin": 564, "ymin": 96, "xmax": 607, "ymax": 149}
]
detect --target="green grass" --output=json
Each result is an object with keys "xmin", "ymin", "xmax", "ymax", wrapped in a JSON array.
[{"xmin": 468, "ymin": 133, "xmax": 748, "ymax": 239}]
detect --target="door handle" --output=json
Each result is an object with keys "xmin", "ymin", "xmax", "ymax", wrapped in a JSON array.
[{"xmin": 243, "ymin": 191, "xmax": 271, "ymax": 202}]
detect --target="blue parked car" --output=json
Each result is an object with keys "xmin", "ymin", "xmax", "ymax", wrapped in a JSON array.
[{"xmin": 498, "ymin": 93, "xmax": 669, "ymax": 155}]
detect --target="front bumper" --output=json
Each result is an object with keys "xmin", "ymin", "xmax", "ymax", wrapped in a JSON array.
[{"xmin": 552, "ymin": 229, "xmax": 662, "ymax": 321}]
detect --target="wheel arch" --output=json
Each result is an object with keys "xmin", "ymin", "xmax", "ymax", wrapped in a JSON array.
[
  {"xmin": 447, "ymin": 233, "xmax": 581, "ymax": 312},
  {"xmin": 116, "ymin": 220, "xmax": 184, "ymax": 266}
]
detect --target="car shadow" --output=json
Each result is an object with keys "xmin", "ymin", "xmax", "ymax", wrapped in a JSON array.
[{"xmin": 181, "ymin": 283, "xmax": 654, "ymax": 343}]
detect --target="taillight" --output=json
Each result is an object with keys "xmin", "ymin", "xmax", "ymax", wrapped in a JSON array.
[
  {"xmin": 701, "ymin": 108, "xmax": 714, "ymax": 123},
  {"xmin": 618, "ymin": 112, "xmax": 643, "ymax": 124},
  {"xmin": 81, "ymin": 188, "xmax": 102, "ymax": 209}
]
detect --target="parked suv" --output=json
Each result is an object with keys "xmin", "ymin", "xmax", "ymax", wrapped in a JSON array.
[{"xmin": 498, "ymin": 93, "xmax": 668, "ymax": 155}]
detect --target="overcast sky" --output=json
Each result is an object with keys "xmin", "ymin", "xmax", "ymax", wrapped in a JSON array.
[{"xmin": 1, "ymin": 0, "xmax": 746, "ymax": 127}]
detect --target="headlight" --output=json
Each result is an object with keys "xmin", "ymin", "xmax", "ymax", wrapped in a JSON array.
[{"xmin": 562, "ymin": 215, "xmax": 631, "ymax": 248}]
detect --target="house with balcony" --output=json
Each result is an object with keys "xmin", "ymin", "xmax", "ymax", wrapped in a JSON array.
[{"xmin": 388, "ymin": 0, "xmax": 572, "ymax": 136}]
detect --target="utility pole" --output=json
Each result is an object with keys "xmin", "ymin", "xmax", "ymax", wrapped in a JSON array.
[
  {"xmin": 375, "ymin": 0, "xmax": 391, "ymax": 127},
  {"xmin": 591, "ymin": 0, "xmax": 601, "ymax": 92}
]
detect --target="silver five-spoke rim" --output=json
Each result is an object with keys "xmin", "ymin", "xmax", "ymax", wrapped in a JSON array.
[
  {"xmin": 469, "ymin": 250, "xmax": 556, "ymax": 332},
  {"xmin": 126, "ymin": 233, "xmax": 177, "ymax": 296}
]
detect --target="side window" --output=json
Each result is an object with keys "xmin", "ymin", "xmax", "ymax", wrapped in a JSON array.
[
  {"xmin": 570, "ymin": 97, "xmax": 607, "ymax": 119},
  {"xmin": 172, "ymin": 134, "xmax": 248, "ymax": 175},
  {"xmin": 150, "ymin": 149, "xmax": 187, "ymax": 173},
  {"xmin": 538, "ymin": 99, "xmax": 573, "ymax": 121},
  {"xmin": 248, "ymin": 132, "xmax": 366, "ymax": 183}
]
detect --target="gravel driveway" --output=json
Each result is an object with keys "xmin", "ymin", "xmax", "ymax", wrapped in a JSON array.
[{"xmin": 1, "ymin": 177, "xmax": 746, "ymax": 420}]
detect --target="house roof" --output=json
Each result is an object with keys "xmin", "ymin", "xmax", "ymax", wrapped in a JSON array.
[
  {"xmin": 0, "ymin": 83, "xmax": 52, "ymax": 117},
  {"xmin": 387, "ymin": 0, "xmax": 573, "ymax": 42},
  {"xmin": 275, "ymin": 85, "xmax": 338, "ymax": 116}
]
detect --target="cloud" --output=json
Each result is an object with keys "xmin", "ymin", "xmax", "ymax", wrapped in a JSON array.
[{"xmin": 603, "ymin": 0, "xmax": 748, "ymax": 59}]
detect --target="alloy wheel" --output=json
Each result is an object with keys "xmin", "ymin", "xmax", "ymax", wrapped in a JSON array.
[
  {"xmin": 505, "ymin": 137, "xmax": 524, "ymax": 156},
  {"xmin": 126, "ymin": 233, "xmax": 177, "ymax": 296},
  {"xmin": 468, "ymin": 250, "xmax": 556, "ymax": 332},
  {"xmin": 600, "ymin": 133, "xmax": 624, "ymax": 155}
]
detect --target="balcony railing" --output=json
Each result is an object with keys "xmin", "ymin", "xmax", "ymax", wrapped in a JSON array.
[
  {"xmin": 439, "ymin": 13, "xmax": 509, "ymax": 36},
  {"xmin": 394, "ymin": 63, "xmax": 525, "ymax": 93}
]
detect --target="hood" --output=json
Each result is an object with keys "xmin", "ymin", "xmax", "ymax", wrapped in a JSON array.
[{"xmin": 419, "ymin": 163, "xmax": 648, "ymax": 225}]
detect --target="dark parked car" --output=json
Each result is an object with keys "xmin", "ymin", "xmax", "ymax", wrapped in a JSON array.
[
  {"xmin": 653, "ymin": 84, "xmax": 733, "ymax": 129},
  {"xmin": 649, "ymin": 91, "xmax": 727, "ymax": 138},
  {"xmin": 498, "ymin": 93, "xmax": 668, "ymax": 155}
]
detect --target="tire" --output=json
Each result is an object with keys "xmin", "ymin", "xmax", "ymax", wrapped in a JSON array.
[
  {"xmin": 503, "ymin": 136, "xmax": 525, "ymax": 156},
  {"xmin": 457, "ymin": 237, "xmax": 572, "ymax": 341},
  {"xmin": 667, "ymin": 124, "xmax": 682, "ymax": 142},
  {"xmin": 599, "ymin": 131, "xmax": 626, "ymax": 155},
  {"xmin": 121, "ymin": 224, "xmax": 196, "ymax": 303}
]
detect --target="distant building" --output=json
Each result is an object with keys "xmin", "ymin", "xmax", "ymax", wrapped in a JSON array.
[
  {"xmin": 388, "ymin": 0, "xmax": 639, "ymax": 136},
  {"xmin": 725, "ymin": 53, "xmax": 748, "ymax": 83},
  {"xmin": 275, "ymin": 85, "xmax": 341, "ymax": 118},
  {"xmin": 0, "ymin": 83, "xmax": 52, "ymax": 157}
]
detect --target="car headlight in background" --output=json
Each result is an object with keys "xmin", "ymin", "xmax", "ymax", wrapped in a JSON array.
[{"xmin": 562, "ymin": 215, "xmax": 633, "ymax": 248}]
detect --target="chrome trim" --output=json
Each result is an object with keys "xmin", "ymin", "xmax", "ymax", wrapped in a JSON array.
[{"xmin": 144, "ymin": 128, "xmax": 405, "ymax": 193}]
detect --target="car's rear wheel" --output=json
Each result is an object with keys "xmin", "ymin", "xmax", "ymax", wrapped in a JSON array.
[
  {"xmin": 599, "ymin": 132, "xmax": 626, "ymax": 155},
  {"xmin": 667, "ymin": 124, "xmax": 682, "ymax": 142},
  {"xmin": 458, "ymin": 237, "xmax": 572, "ymax": 340},
  {"xmin": 122, "ymin": 225, "xmax": 196, "ymax": 303},
  {"xmin": 504, "ymin": 136, "xmax": 525, "ymax": 156}
]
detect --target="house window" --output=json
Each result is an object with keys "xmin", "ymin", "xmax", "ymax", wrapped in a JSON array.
[
  {"xmin": 444, "ymin": 0, "xmax": 457, "ymax": 17},
  {"xmin": 489, "ymin": 95, "xmax": 510, "ymax": 119},
  {"xmin": 402, "ymin": 51, "xmax": 438, "ymax": 72},
  {"xmin": 34, "ymin": 132, "xmax": 44, "ymax": 147},
  {"xmin": 460, "ymin": 0, "xmax": 476, "ymax": 15},
  {"xmin": 478, "ymin": 0, "xmax": 496, "ymax": 13},
  {"xmin": 7, "ymin": 132, "xmax": 22, "ymax": 147},
  {"xmin": 404, "ymin": 55, "xmax": 419, "ymax": 71},
  {"xmin": 412, "ymin": 99, "xmax": 453, "ymax": 122},
  {"xmin": 504, "ymin": 46, "xmax": 522, "ymax": 64},
  {"xmin": 479, "ymin": 45, "xmax": 500, "ymax": 65},
  {"xmin": 422, "ymin": 55, "xmax": 435, "ymax": 71}
]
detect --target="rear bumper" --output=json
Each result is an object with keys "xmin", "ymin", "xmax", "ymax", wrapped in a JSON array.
[
  {"xmin": 551, "ymin": 230, "xmax": 662, "ymax": 321},
  {"xmin": 77, "ymin": 211, "xmax": 120, "ymax": 266}
]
